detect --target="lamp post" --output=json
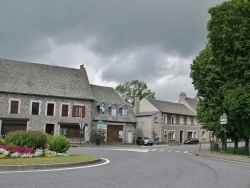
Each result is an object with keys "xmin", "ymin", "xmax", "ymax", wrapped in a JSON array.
[{"xmin": 79, "ymin": 123, "xmax": 85, "ymax": 146}]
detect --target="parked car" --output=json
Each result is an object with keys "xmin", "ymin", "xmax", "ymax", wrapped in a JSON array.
[
  {"xmin": 184, "ymin": 138, "xmax": 199, "ymax": 144},
  {"xmin": 136, "ymin": 137, "xmax": 153, "ymax": 146}
]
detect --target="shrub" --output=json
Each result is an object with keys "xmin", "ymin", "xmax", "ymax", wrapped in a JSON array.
[
  {"xmin": 48, "ymin": 135, "xmax": 70, "ymax": 153},
  {"xmin": 0, "ymin": 137, "xmax": 4, "ymax": 144},
  {"xmin": 4, "ymin": 131, "xmax": 47, "ymax": 149}
]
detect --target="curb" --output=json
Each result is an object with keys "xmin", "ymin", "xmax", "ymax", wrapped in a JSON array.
[
  {"xmin": 192, "ymin": 152, "xmax": 250, "ymax": 164},
  {"xmin": 0, "ymin": 158, "xmax": 102, "ymax": 171}
]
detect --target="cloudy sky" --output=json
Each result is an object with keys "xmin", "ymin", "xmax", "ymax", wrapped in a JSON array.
[{"xmin": 0, "ymin": 0, "xmax": 226, "ymax": 102}]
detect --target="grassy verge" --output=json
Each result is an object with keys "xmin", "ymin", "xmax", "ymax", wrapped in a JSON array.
[{"xmin": 0, "ymin": 154, "xmax": 98, "ymax": 166}]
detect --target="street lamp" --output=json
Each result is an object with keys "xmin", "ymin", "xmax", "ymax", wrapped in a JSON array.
[{"xmin": 79, "ymin": 122, "xmax": 85, "ymax": 146}]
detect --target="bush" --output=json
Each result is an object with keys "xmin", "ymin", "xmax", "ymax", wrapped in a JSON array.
[
  {"xmin": 48, "ymin": 135, "xmax": 70, "ymax": 153},
  {"xmin": 4, "ymin": 131, "xmax": 47, "ymax": 149},
  {"xmin": 0, "ymin": 137, "xmax": 4, "ymax": 144}
]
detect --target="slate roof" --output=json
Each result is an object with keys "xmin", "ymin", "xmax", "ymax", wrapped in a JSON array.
[
  {"xmin": 147, "ymin": 98, "xmax": 196, "ymax": 116},
  {"xmin": 0, "ymin": 58, "xmax": 94, "ymax": 100},
  {"xmin": 137, "ymin": 111, "xmax": 159, "ymax": 117},
  {"xmin": 91, "ymin": 84, "xmax": 136, "ymax": 123},
  {"xmin": 185, "ymin": 97, "xmax": 198, "ymax": 112}
]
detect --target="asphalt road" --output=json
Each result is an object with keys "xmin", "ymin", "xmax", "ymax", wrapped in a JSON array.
[{"xmin": 0, "ymin": 144, "xmax": 249, "ymax": 188}]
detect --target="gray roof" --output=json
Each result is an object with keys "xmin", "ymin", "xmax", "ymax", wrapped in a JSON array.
[
  {"xmin": 0, "ymin": 58, "xmax": 94, "ymax": 100},
  {"xmin": 91, "ymin": 84, "xmax": 136, "ymax": 123},
  {"xmin": 147, "ymin": 98, "xmax": 196, "ymax": 116},
  {"xmin": 91, "ymin": 84, "xmax": 129, "ymax": 104},
  {"xmin": 137, "ymin": 111, "xmax": 159, "ymax": 117},
  {"xmin": 185, "ymin": 97, "xmax": 198, "ymax": 112}
]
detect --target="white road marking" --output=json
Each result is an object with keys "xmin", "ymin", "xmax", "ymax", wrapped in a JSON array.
[
  {"xmin": 108, "ymin": 148, "xmax": 149, "ymax": 153},
  {"xmin": 175, "ymin": 151, "xmax": 180, "ymax": 153},
  {"xmin": 183, "ymin": 151, "xmax": 189, "ymax": 154},
  {"xmin": 159, "ymin": 150, "xmax": 165, "ymax": 152},
  {"xmin": 0, "ymin": 158, "xmax": 110, "ymax": 174}
]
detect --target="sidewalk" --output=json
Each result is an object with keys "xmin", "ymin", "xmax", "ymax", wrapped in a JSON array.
[{"xmin": 191, "ymin": 148, "xmax": 250, "ymax": 164}]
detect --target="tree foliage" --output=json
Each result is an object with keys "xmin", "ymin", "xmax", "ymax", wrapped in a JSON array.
[
  {"xmin": 190, "ymin": 0, "xmax": 250, "ymax": 150},
  {"xmin": 115, "ymin": 80, "xmax": 155, "ymax": 105}
]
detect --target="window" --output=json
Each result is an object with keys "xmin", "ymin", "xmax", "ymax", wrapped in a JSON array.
[
  {"xmin": 31, "ymin": 102, "xmax": 40, "ymax": 115},
  {"xmin": 187, "ymin": 116, "xmax": 191, "ymax": 125},
  {"xmin": 111, "ymin": 105, "xmax": 116, "ymax": 116},
  {"xmin": 168, "ymin": 131, "xmax": 175, "ymax": 140},
  {"xmin": 164, "ymin": 129, "xmax": 168, "ymax": 137},
  {"xmin": 122, "ymin": 106, "xmax": 128, "ymax": 116},
  {"xmin": 98, "ymin": 103, "xmax": 105, "ymax": 114},
  {"xmin": 10, "ymin": 100, "xmax": 19, "ymax": 114},
  {"xmin": 154, "ymin": 116, "xmax": 158, "ymax": 123},
  {"xmin": 72, "ymin": 105, "xmax": 85, "ymax": 118},
  {"xmin": 61, "ymin": 104, "xmax": 69, "ymax": 117},
  {"xmin": 202, "ymin": 131, "xmax": 206, "ymax": 139},
  {"xmin": 162, "ymin": 114, "xmax": 167, "ymax": 124},
  {"xmin": 194, "ymin": 118, "xmax": 198, "ymax": 125},
  {"xmin": 46, "ymin": 103, "xmax": 55, "ymax": 116},
  {"xmin": 171, "ymin": 115, "xmax": 176, "ymax": 125},
  {"xmin": 180, "ymin": 116, "xmax": 184, "ymax": 125}
]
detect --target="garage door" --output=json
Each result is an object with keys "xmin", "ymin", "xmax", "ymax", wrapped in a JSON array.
[
  {"xmin": 1, "ymin": 120, "xmax": 27, "ymax": 136},
  {"xmin": 107, "ymin": 125, "xmax": 123, "ymax": 143}
]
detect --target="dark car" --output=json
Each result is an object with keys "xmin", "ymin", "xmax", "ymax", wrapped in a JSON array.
[
  {"xmin": 184, "ymin": 138, "xmax": 199, "ymax": 144},
  {"xmin": 136, "ymin": 137, "xmax": 153, "ymax": 146}
]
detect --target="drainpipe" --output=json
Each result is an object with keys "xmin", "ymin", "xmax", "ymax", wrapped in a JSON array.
[{"xmin": 134, "ymin": 96, "xmax": 140, "ymax": 145}]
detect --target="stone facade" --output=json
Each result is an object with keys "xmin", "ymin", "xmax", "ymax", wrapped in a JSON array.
[{"xmin": 0, "ymin": 93, "xmax": 92, "ymax": 142}]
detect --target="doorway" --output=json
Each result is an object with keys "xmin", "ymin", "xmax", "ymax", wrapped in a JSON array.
[
  {"xmin": 46, "ymin": 124, "xmax": 54, "ymax": 135},
  {"xmin": 180, "ymin": 131, "xmax": 183, "ymax": 143}
]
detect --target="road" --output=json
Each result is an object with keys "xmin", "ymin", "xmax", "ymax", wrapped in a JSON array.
[{"xmin": 0, "ymin": 144, "xmax": 250, "ymax": 188}]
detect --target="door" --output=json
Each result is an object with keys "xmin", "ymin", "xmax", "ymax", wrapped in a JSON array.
[
  {"xmin": 180, "ymin": 131, "xmax": 183, "ymax": 143},
  {"xmin": 107, "ymin": 125, "xmax": 123, "ymax": 143},
  {"xmin": 127, "ymin": 131, "xmax": 133, "ymax": 144},
  {"xmin": 1, "ymin": 120, "xmax": 27, "ymax": 137},
  {"xmin": 46, "ymin": 124, "xmax": 54, "ymax": 135}
]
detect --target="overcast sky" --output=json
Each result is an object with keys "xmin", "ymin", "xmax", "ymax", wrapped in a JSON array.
[{"xmin": 0, "ymin": 0, "xmax": 226, "ymax": 102}]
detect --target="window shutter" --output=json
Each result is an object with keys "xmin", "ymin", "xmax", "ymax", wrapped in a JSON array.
[
  {"xmin": 62, "ymin": 104, "xmax": 68, "ymax": 117},
  {"xmin": 82, "ymin": 106, "xmax": 86, "ymax": 118},
  {"xmin": 72, "ymin": 105, "xmax": 76, "ymax": 117},
  {"xmin": 10, "ymin": 101, "xmax": 19, "ymax": 114}
]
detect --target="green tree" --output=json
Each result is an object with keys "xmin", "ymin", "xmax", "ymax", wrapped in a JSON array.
[
  {"xmin": 191, "ymin": 0, "xmax": 250, "ymax": 153},
  {"xmin": 115, "ymin": 80, "xmax": 155, "ymax": 105}
]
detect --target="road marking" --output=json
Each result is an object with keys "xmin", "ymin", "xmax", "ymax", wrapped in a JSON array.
[
  {"xmin": 108, "ymin": 148, "xmax": 149, "ymax": 152},
  {"xmin": 151, "ymin": 149, "xmax": 158, "ymax": 151},
  {"xmin": 175, "ymin": 151, "xmax": 180, "ymax": 153},
  {"xmin": 0, "ymin": 158, "xmax": 110, "ymax": 174},
  {"xmin": 159, "ymin": 150, "xmax": 165, "ymax": 152},
  {"xmin": 183, "ymin": 151, "xmax": 189, "ymax": 154}
]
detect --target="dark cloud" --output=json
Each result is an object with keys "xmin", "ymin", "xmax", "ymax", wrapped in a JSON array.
[{"xmin": 0, "ymin": 0, "xmax": 226, "ymax": 101}]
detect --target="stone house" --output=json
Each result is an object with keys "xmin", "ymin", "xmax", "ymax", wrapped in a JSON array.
[
  {"xmin": 0, "ymin": 58, "xmax": 94, "ymax": 143},
  {"xmin": 90, "ymin": 85, "xmax": 136, "ymax": 144},
  {"xmin": 136, "ymin": 92, "xmax": 210, "ymax": 144}
]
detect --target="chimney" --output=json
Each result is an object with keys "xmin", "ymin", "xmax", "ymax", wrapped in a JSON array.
[
  {"xmin": 80, "ymin": 64, "xmax": 84, "ymax": 69},
  {"xmin": 179, "ymin": 92, "xmax": 186, "ymax": 102},
  {"xmin": 134, "ymin": 96, "xmax": 140, "ymax": 116}
]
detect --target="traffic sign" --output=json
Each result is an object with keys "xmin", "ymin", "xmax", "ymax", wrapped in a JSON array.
[{"xmin": 220, "ymin": 114, "xmax": 227, "ymax": 124}]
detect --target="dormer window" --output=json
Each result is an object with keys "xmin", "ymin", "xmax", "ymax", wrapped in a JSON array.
[
  {"xmin": 122, "ymin": 105, "xmax": 128, "ymax": 116},
  {"xmin": 97, "ymin": 103, "xmax": 105, "ymax": 114},
  {"xmin": 111, "ymin": 104, "xmax": 117, "ymax": 116},
  {"xmin": 100, "ymin": 103, "xmax": 105, "ymax": 114}
]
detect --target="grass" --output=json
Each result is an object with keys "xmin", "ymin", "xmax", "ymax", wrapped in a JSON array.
[{"xmin": 0, "ymin": 154, "xmax": 98, "ymax": 166}]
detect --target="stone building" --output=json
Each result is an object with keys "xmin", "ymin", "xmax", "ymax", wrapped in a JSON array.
[
  {"xmin": 0, "ymin": 58, "xmax": 94, "ymax": 143},
  {"xmin": 136, "ymin": 92, "xmax": 210, "ymax": 144},
  {"xmin": 90, "ymin": 85, "xmax": 136, "ymax": 144}
]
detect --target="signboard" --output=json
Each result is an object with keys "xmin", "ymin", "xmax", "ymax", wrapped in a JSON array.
[
  {"xmin": 97, "ymin": 121, "xmax": 107, "ymax": 129},
  {"xmin": 119, "ymin": 131, "xmax": 123, "ymax": 138},
  {"xmin": 220, "ymin": 114, "xmax": 227, "ymax": 124}
]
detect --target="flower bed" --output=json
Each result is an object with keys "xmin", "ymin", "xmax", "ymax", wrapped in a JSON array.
[{"xmin": 0, "ymin": 144, "xmax": 68, "ymax": 159}]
